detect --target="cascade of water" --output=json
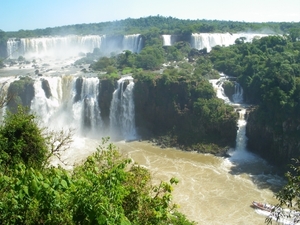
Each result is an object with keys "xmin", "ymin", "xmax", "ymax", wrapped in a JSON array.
[
  {"xmin": 210, "ymin": 76, "xmax": 269, "ymax": 166},
  {"xmin": 209, "ymin": 77, "xmax": 231, "ymax": 104},
  {"xmin": 191, "ymin": 33, "xmax": 236, "ymax": 52},
  {"xmin": 232, "ymin": 82, "xmax": 244, "ymax": 103},
  {"xmin": 6, "ymin": 35, "xmax": 104, "ymax": 59},
  {"xmin": 109, "ymin": 76, "xmax": 136, "ymax": 140},
  {"xmin": 80, "ymin": 77, "xmax": 102, "ymax": 134},
  {"xmin": 191, "ymin": 33, "xmax": 268, "ymax": 52},
  {"xmin": 7, "ymin": 34, "xmax": 143, "ymax": 59},
  {"xmin": 123, "ymin": 34, "xmax": 142, "ymax": 53},
  {"xmin": 162, "ymin": 35, "xmax": 172, "ymax": 46},
  {"xmin": 29, "ymin": 76, "xmax": 103, "ymax": 137},
  {"xmin": 228, "ymin": 108, "xmax": 259, "ymax": 163}
]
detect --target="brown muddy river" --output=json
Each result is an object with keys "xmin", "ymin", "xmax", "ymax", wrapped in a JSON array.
[{"xmin": 56, "ymin": 137, "xmax": 283, "ymax": 225}]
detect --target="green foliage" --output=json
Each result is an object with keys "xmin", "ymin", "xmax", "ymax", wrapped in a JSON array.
[
  {"xmin": 90, "ymin": 57, "xmax": 116, "ymax": 71},
  {"xmin": 133, "ymin": 68, "xmax": 237, "ymax": 149},
  {"xmin": 276, "ymin": 158, "xmax": 300, "ymax": 208},
  {"xmin": 164, "ymin": 41, "xmax": 191, "ymax": 62},
  {"xmin": 222, "ymin": 81, "xmax": 235, "ymax": 99},
  {"xmin": 0, "ymin": 164, "xmax": 73, "ymax": 224},
  {"xmin": 0, "ymin": 107, "xmax": 48, "ymax": 169},
  {"xmin": 5, "ymin": 16, "xmax": 300, "ymax": 37},
  {"xmin": 136, "ymin": 46, "xmax": 164, "ymax": 70},
  {"xmin": 0, "ymin": 58, "xmax": 4, "ymax": 68},
  {"xmin": 121, "ymin": 67, "xmax": 134, "ymax": 75},
  {"xmin": 0, "ymin": 29, "xmax": 7, "ymax": 58},
  {"xmin": 116, "ymin": 50, "xmax": 137, "ymax": 69},
  {"xmin": 0, "ymin": 136, "xmax": 195, "ymax": 225},
  {"xmin": 266, "ymin": 158, "xmax": 300, "ymax": 224},
  {"xmin": 209, "ymin": 35, "xmax": 300, "ymax": 125},
  {"xmin": 194, "ymin": 56, "xmax": 220, "ymax": 79}
]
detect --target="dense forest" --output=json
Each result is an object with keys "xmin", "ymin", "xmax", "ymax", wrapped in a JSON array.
[
  {"xmin": 209, "ymin": 34, "xmax": 300, "ymax": 167},
  {"xmin": 3, "ymin": 15, "xmax": 300, "ymax": 37}
]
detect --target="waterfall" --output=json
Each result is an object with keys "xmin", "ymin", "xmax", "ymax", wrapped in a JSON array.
[
  {"xmin": 191, "ymin": 33, "xmax": 268, "ymax": 52},
  {"xmin": 0, "ymin": 74, "xmax": 137, "ymax": 140},
  {"xmin": 209, "ymin": 76, "xmax": 231, "ymax": 104},
  {"xmin": 210, "ymin": 76, "xmax": 268, "ymax": 165},
  {"xmin": 29, "ymin": 76, "xmax": 103, "ymax": 137},
  {"xmin": 7, "ymin": 34, "xmax": 144, "ymax": 59},
  {"xmin": 123, "ymin": 34, "xmax": 143, "ymax": 53},
  {"xmin": 7, "ymin": 35, "xmax": 104, "ymax": 59},
  {"xmin": 191, "ymin": 33, "xmax": 238, "ymax": 52},
  {"xmin": 162, "ymin": 35, "xmax": 172, "ymax": 46},
  {"xmin": 232, "ymin": 82, "xmax": 244, "ymax": 103},
  {"xmin": 109, "ymin": 76, "xmax": 136, "ymax": 141}
]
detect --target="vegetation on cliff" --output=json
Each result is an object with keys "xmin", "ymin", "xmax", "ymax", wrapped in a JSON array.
[
  {"xmin": 209, "ymin": 33, "xmax": 300, "ymax": 167},
  {"xmin": 266, "ymin": 158, "xmax": 300, "ymax": 224},
  {"xmin": 133, "ymin": 69, "xmax": 238, "ymax": 153}
]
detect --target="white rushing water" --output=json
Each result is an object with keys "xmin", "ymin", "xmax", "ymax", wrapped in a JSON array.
[
  {"xmin": 30, "ymin": 76, "xmax": 104, "ymax": 137},
  {"xmin": 7, "ymin": 34, "xmax": 143, "ymax": 59},
  {"xmin": 190, "ymin": 33, "xmax": 268, "ymax": 52},
  {"xmin": 162, "ymin": 35, "xmax": 172, "ymax": 46},
  {"xmin": 109, "ymin": 76, "xmax": 137, "ymax": 141}
]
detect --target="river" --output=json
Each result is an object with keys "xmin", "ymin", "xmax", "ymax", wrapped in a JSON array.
[{"xmin": 53, "ymin": 136, "xmax": 281, "ymax": 225}]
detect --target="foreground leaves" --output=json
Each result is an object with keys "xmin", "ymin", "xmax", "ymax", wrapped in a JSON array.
[{"xmin": 0, "ymin": 138, "xmax": 195, "ymax": 225}]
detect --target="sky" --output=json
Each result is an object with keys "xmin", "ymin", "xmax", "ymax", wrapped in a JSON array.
[{"xmin": 0, "ymin": 0, "xmax": 299, "ymax": 32}]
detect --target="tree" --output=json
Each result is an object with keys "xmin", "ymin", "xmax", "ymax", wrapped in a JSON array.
[
  {"xmin": 0, "ymin": 136, "xmax": 195, "ymax": 225},
  {"xmin": 289, "ymin": 28, "xmax": 300, "ymax": 42},
  {"xmin": 136, "ymin": 46, "xmax": 164, "ymax": 70},
  {"xmin": 0, "ymin": 107, "xmax": 48, "ymax": 169},
  {"xmin": 266, "ymin": 158, "xmax": 300, "ymax": 224},
  {"xmin": 0, "ymin": 106, "xmax": 73, "ymax": 170},
  {"xmin": 90, "ymin": 57, "xmax": 116, "ymax": 71}
]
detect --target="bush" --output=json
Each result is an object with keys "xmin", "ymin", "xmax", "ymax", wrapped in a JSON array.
[
  {"xmin": 0, "ymin": 137, "xmax": 195, "ymax": 225},
  {"xmin": 0, "ymin": 107, "xmax": 48, "ymax": 169}
]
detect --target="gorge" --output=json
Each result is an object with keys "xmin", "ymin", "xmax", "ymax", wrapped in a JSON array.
[{"xmin": 0, "ymin": 58, "xmax": 285, "ymax": 224}]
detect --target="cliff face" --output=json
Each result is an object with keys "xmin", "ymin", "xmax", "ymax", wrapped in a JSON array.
[
  {"xmin": 98, "ymin": 79, "xmax": 115, "ymax": 128},
  {"xmin": 7, "ymin": 77, "xmax": 35, "ymax": 113},
  {"xmin": 134, "ymin": 77, "xmax": 237, "ymax": 147},
  {"xmin": 246, "ymin": 107, "xmax": 300, "ymax": 168},
  {"xmin": 4, "ymin": 75, "xmax": 237, "ymax": 152}
]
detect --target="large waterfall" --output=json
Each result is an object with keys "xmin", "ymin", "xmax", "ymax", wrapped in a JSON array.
[
  {"xmin": 1, "ymin": 75, "xmax": 136, "ymax": 141},
  {"xmin": 191, "ymin": 33, "xmax": 268, "ymax": 52},
  {"xmin": 7, "ymin": 34, "xmax": 143, "ymax": 59},
  {"xmin": 161, "ymin": 33, "xmax": 267, "ymax": 52},
  {"xmin": 30, "ymin": 76, "xmax": 104, "ymax": 137}
]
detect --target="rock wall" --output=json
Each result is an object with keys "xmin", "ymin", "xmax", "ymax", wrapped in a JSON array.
[
  {"xmin": 134, "ymin": 77, "xmax": 237, "ymax": 147},
  {"xmin": 246, "ymin": 106, "xmax": 300, "ymax": 168}
]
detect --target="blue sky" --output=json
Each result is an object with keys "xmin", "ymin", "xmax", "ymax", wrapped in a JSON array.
[{"xmin": 0, "ymin": 0, "xmax": 299, "ymax": 32}]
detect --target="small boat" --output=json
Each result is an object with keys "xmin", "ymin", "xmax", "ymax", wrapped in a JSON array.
[{"xmin": 252, "ymin": 201, "xmax": 274, "ymax": 212}]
